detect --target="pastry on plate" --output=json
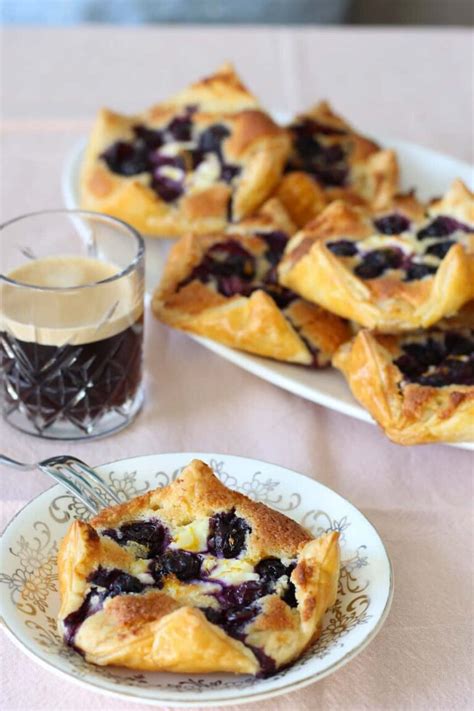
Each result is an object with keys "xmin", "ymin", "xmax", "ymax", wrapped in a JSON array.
[
  {"xmin": 80, "ymin": 63, "xmax": 290, "ymax": 236},
  {"xmin": 58, "ymin": 459, "xmax": 340, "ymax": 675},
  {"xmin": 333, "ymin": 318, "xmax": 474, "ymax": 444},
  {"xmin": 278, "ymin": 180, "xmax": 474, "ymax": 332},
  {"xmin": 276, "ymin": 101, "xmax": 399, "ymax": 228},
  {"xmin": 152, "ymin": 198, "xmax": 352, "ymax": 366}
]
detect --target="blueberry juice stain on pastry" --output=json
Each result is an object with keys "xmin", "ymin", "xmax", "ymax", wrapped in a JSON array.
[{"xmin": 58, "ymin": 460, "xmax": 340, "ymax": 676}]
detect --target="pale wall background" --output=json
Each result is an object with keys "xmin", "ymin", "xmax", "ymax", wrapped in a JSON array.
[{"xmin": 1, "ymin": 0, "xmax": 473, "ymax": 25}]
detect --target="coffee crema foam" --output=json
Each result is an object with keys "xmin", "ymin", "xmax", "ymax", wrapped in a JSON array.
[{"xmin": 0, "ymin": 256, "xmax": 143, "ymax": 346}]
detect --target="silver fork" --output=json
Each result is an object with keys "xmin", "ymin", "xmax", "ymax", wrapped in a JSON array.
[{"xmin": 0, "ymin": 453, "xmax": 122, "ymax": 514}]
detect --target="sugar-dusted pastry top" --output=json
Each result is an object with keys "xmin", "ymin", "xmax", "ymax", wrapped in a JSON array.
[
  {"xmin": 58, "ymin": 459, "xmax": 340, "ymax": 676},
  {"xmin": 80, "ymin": 63, "xmax": 290, "ymax": 237},
  {"xmin": 278, "ymin": 180, "xmax": 474, "ymax": 332},
  {"xmin": 152, "ymin": 198, "xmax": 352, "ymax": 366},
  {"xmin": 276, "ymin": 101, "xmax": 399, "ymax": 227},
  {"xmin": 333, "ymin": 321, "xmax": 474, "ymax": 445}
]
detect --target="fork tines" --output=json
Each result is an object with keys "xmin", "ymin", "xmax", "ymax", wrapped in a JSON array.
[{"xmin": 38, "ymin": 455, "xmax": 121, "ymax": 514}]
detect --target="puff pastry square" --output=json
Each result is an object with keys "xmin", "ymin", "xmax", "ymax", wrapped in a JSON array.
[
  {"xmin": 58, "ymin": 459, "xmax": 340, "ymax": 676},
  {"xmin": 151, "ymin": 198, "xmax": 352, "ymax": 366},
  {"xmin": 333, "ymin": 315, "xmax": 474, "ymax": 444},
  {"xmin": 278, "ymin": 180, "xmax": 474, "ymax": 332},
  {"xmin": 80, "ymin": 63, "xmax": 290, "ymax": 237},
  {"xmin": 276, "ymin": 101, "xmax": 399, "ymax": 228}
]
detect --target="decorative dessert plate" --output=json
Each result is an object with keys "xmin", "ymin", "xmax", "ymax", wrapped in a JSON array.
[
  {"xmin": 1, "ymin": 453, "xmax": 392, "ymax": 707},
  {"xmin": 62, "ymin": 127, "xmax": 474, "ymax": 451}
]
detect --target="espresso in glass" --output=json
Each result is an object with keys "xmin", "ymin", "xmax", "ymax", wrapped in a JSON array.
[{"xmin": 0, "ymin": 211, "xmax": 145, "ymax": 439}]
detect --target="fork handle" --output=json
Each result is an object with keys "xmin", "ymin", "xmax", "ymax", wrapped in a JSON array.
[{"xmin": 0, "ymin": 454, "xmax": 34, "ymax": 471}]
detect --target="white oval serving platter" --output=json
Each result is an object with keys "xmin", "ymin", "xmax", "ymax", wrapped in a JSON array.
[{"xmin": 62, "ymin": 128, "xmax": 474, "ymax": 451}]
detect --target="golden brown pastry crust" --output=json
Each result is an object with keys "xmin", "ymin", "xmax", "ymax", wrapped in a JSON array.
[
  {"xmin": 151, "ymin": 199, "xmax": 351, "ymax": 366},
  {"xmin": 333, "ymin": 328, "xmax": 474, "ymax": 445},
  {"xmin": 278, "ymin": 181, "xmax": 474, "ymax": 332},
  {"xmin": 58, "ymin": 459, "xmax": 340, "ymax": 675},
  {"xmin": 276, "ymin": 101, "xmax": 399, "ymax": 228},
  {"xmin": 80, "ymin": 64, "xmax": 290, "ymax": 237}
]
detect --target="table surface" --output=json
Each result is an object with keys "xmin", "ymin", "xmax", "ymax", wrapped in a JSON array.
[{"xmin": 1, "ymin": 26, "xmax": 473, "ymax": 711}]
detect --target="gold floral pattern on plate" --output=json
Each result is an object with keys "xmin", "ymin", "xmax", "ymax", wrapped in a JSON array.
[{"xmin": 0, "ymin": 453, "xmax": 392, "ymax": 705}]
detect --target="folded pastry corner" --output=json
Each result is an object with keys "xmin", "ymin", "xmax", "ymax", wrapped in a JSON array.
[{"xmin": 58, "ymin": 458, "xmax": 340, "ymax": 676}]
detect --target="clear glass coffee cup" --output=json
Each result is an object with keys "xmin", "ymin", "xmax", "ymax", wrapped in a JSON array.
[{"xmin": 0, "ymin": 210, "xmax": 145, "ymax": 440}]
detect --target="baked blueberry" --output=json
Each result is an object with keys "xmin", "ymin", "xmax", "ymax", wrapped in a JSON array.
[
  {"xmin": 394, "ymin": 332, "xmax": 474, "ymax": 387},
  {"xmin": 417, "ymin": 215, "xmax": 471, "ymax": 240},
  {"xmin": 425, "ymin": 240, "xmax": 455, "ymax": 259},
  {"xmin": 207, "ymin": 509, "xmax": 251, "ymax": 558},
  {"xmin": 257, "ymin": 230, "xmax": 289, "ymax": 263},
  {"xmin": 403, "ymin": 263, "xmax": 437, "ymax": 282},
  {"xmin": 288, "ymin": 118, "xmax": 348, "ymax": 186},
  {"xmin": 216, "ymin": 580, "xmax": 263, "ymax": 609},
  {"xmin": 102, "ymin": 519, "xmax": 168, "ymax": 558},
  {"xmin": 88, "ymin": 567, "xmax": 145, "ymax": 596},
  {"xmin": 255, "ymin": 557, "xmax": 287, "ymax": 583},
  {"xmin": 374, "ymin": 214, "xmax": 410, "ymax": 235},
  {"xmin": 262, "ymin": 283, "xmax": 297, "ymax": 309},
  {"xmin": 255, "ymin": 557, "xmax": 298, "ymax": 606},
  {"xmin": 63, "ymin": 589, "xmax": 108, "ymax": 646},
  {"xmin": 403, "ymin": 339, "xmax": 445, "ymax": 367},
  {"xmin": 151, "ymin": 172, "xmax": 184, "ymax": 202},
  {"xmin": 355, "ymin": 248, "xmax": 402, "ymax": 279},
  {"xmin": 197, "ymin": 124, "xmax": 230, "ymax": 157},
  {"xmin": 291, "ymin": 121, "xmax": 322, "ymax": 159},
  {"xmin": 166, "ymin": 114, "xmax": 193, "ymax": 141},
  {"xmin": 132, "ymin": 124, "xmax": 164, "ymax": 149},
  {"xmin": 310, "ymin": 164, "xmax": 347, "ymax": 187},
  {"xmin": 445, "ymin": 332, "xmax": 474, "ymax": 356},
  {"xmin": 161, "ymin": 550, "xmax": 202, "ymax": 581},
  {"xmin": 100, "ymin": 141, "xmax": 149, "ymax": 176},
  {"xmin": 327, "ymin": 240, "xmax": 358, "ymax": 257},
  {"xmin": 418, "ymin": 357, "xmax": 474, "ymax": 387},
  {"xmin": 394, "ymin": 353, "xmax": 426, "ymax": 381}
]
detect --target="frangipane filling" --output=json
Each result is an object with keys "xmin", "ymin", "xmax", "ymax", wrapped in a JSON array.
[
  {"xmin": 286, "ymin": 117, "xmax": 348, "ymax": 187},
  {"xmin": 63, "ymin": 509, "xmax": 298, "ymax": 676},
  {"xmin": 327, "ymin": 213, "xmax": 472, "ymax": 282},
  {"xmin": 394, "ymin": 330, "xmax": 474, "ymax": 387},
  {"xmin": 100, "ymin": 106, "xmax": 241, "ymax": 204}
]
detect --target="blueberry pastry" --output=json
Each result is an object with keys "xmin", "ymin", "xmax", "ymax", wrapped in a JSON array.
[
  {"xmin": 58, "ymin": 459, "xmax": 340, "ymax": 675},
  {"xmin": 278, "ymin": 181, "xmax": 474, "ymax": 332},
  {"xmin": 276, "ymin": 101, "xmax": 399, "ymax": 228},
  {"xmin": 333, "ymin": 320, "xmax": 474, "ymax": 444},
  {"xmin": 151, "ymin": 198, "xmax": 352, "ymax": 366},
  {"xmin": 80, "ymin": 63, "xmax": 290, "ymax": 237}
]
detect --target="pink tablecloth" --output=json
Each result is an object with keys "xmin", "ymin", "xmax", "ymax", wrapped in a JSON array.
[{"xmin": 1, "ymin": 26, "xmax": 473, "ymax": 711}]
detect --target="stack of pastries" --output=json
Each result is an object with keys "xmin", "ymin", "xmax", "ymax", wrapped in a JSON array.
[{"xmin": 81, "ymin": 63, "xmax": 474, "ymax": 446}]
